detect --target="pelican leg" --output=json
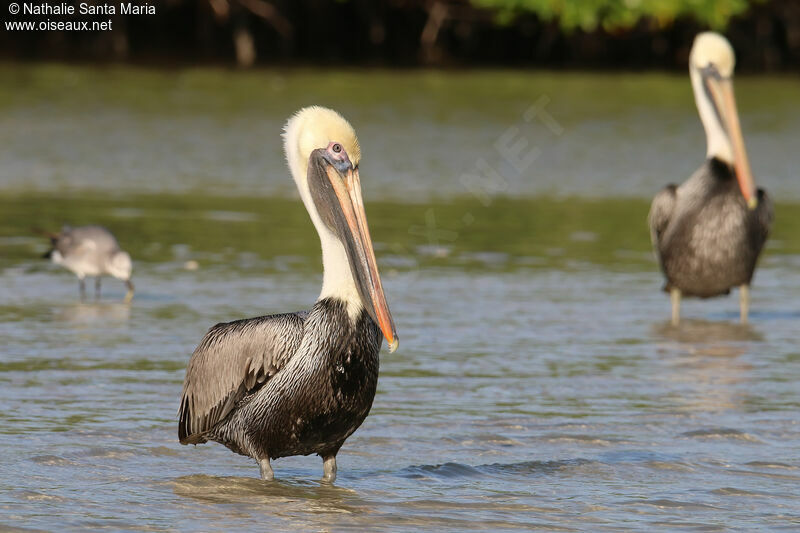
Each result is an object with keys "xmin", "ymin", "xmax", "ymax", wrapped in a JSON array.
[
  {"xmin": 740, "ymin": 284, "xmax": 749, "ymax": 324},
  {"xmin": 259, "ymin": 457, "xmax": 274, "ymax": 481},
  {"xmin": 95, "ymin": 277, "xmax": 102, "ymax": 300},
  {"xmin": 670, "ymin": 288, "xmax": 681, "ymax": 326},
  {"xmin": 79, "ymin": 278, "xmax": 86, "ymax": 301},
  {"xmin": 322, "ymin": 455, "xmax": 337, "ymax": 483}
]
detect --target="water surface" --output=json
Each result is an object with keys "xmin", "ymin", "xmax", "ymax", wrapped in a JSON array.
[
  {"xmin": 1, "ymin": 65, "xmax": 798, "ymax": 199},
  {"xmin": 1, "ymin": 67, "xmax": 800, "ymax": 531}
]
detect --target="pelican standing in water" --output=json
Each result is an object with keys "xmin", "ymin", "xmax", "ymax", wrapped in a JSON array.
[
  {"xmin": 649, "ymin": 32, "xmax": 772, "ymax": 325},
  {"xmin": 178, "ymin": 107, "xmax": 398, "ymax": 483},
  {"xmin": 43, "ymin": 225, "xmax": 134, "ymax": 302}
]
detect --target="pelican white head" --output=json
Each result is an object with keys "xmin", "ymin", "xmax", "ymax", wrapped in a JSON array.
[
  {"xmin": 283, "ymin": 106, "xmax": 362, "ymax": 235},
  {"xmin": 690, "ymin": 32, "xmax": 735, "ymax": 78}
]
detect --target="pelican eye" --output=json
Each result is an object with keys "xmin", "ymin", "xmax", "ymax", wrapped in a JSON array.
[
  {"xmin": 700, "ymin": 64, "xmax": 722, "ymax": 80},
  {"xmin": 324, "ymin": 142, "xmax": 352, "ymax": 172}
]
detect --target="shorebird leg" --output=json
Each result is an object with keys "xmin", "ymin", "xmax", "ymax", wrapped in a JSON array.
[
  {"xmin": 259, "ymin": 457, "xmax": 274, "ymax": 481},
  {"xmin": 95, "ymin": 277, "xmax": 102, "ymax": 299},
  {"xmin": 670, "ymin": 288, "xmax": 681, "ymax": 326},
  {"xmin": 79, "ymin": 278, "xmax": 86, "ymax": 301},
  {"xmin": 322, "ymin": 455, "xmax": 337, "ymax": 483},
  {"xmin": 740, "ymin": 284, "xmax": 749, "ymax": 324}
]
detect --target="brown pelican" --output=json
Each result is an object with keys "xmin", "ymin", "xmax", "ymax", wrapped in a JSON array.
[
  {"xmin": 648, "ymin": 32, "xmax": 772, "ymax": 325},
  {"xmin": 43, "ymin": 225, "xmax": 134, "ymax": 302},
  {"xmin": 178, "ymin": 107, "xmax": 398, "ymax": 483}
]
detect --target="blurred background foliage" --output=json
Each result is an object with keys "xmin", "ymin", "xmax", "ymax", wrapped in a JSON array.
[
  {"xmin": 1, "ymin": 0, "xmax": 798, "ymax": 70},
  {"xmin": 471, "ymin": 0, "xmax": 757, "ymax": 31}
]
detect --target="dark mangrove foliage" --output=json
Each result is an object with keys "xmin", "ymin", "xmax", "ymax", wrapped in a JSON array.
[{"xmin": 1, "ymin": 0, "xmax": 798, "ymax": 70}]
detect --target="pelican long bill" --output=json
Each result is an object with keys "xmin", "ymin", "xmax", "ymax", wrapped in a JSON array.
[
  {"xmin": 704, "ymin": 72, "xmax": 758, "ymax": 209},
  {"xmin": 320, "ymin": 157, "xmax": 399, "ymax": 352}
]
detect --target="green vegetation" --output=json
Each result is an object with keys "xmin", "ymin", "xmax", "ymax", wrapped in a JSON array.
[{"xmin": 471, "ymin": 0, "xmax": 759, "ymax": 31}]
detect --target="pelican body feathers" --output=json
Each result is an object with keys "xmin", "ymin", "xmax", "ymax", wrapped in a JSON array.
[
  {"xmin": 649, "ymin": 158, "xmax": 772, "ymax": 299},
  {"xmin": 179, "ymin": 298, "xmax": 381, "ymax": 463}
]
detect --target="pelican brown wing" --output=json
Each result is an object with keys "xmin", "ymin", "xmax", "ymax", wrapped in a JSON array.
[
  {"xmin": 752, "ymin": 188, "xmax": 774, "ymax": 247},
  {"xmin": 178, "ymin": 311, "xmax": 308, "ymax": 444},
  {"xmin": 648, "ymin": 184, "xmax": 678, "ymax": 248}
]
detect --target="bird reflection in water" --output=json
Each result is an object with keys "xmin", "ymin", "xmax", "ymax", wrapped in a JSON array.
[
  {"xmin": 170, "ymin": 474, "xmax": 365, "ymax": 517},
  {"xmin": 652, "ymin": 319, "xmax": 762, "ymax": 412},
  {"xmin": 653, "ymin": 318, "xmax": 763, "ymax": 346},
  {"xmin": 53, "ymin": 301, "xmax": 132, "ymax": 325}
]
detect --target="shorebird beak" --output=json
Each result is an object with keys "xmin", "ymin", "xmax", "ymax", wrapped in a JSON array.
[
  {"xmin": 124, "ymin": 280, "xmax": 135, "ymax": 303},
  {"xmin": 706, "ymin": 73, "xmax": 758, "ymax": 209},
  {"xmin": 309, "ymin": 150, "xmax": 398, "ymax": 352}
]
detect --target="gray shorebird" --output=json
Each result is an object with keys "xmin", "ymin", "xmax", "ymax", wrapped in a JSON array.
[
  {"xmin": 44, "ymin": 225, "xmax": 134, "ymax": 302},
  {"xmin": 178, "ymin": 107, "xmax": 399, "ymax": 483},
  {"xmin": 649, "ymin": 32, "xmax": 772, "ymax": 325}
]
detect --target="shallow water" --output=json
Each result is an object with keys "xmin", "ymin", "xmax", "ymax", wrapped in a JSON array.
[
  {"xmin": 2, "ymin": 67, "xmax": 800, "ymax": 531},
  {"xmin": 1, "ymin": 65, "xmax": 799, "ymax": 199}
]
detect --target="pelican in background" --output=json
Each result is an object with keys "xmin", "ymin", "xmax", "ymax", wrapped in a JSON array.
[
  {"xmin": 179, "ymin": 107, "xmax": 398, "ymax": 483},
  {"xmin": 649, "ymin": 32, "xmax": 772, "ymax": 325},
  {"xmin": 43, "ymin": 225, "xmax": 134, "ymax": 302}
]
